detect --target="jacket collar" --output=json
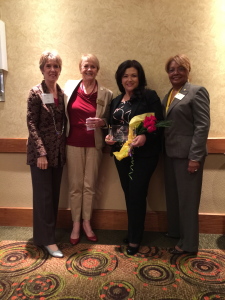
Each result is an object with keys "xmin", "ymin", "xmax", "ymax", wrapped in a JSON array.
[
  {"xmin": 66, "ymin": 79, "xmax": 105, "ymax": 104},
  {"xmin": 111, "ymin": 92, "xmax": 142, "ymax": 122},
  {"xmin": 166, "ymin": 82, "xmax": 189, "ymax": 116},
  {"xmin": 65, "ymin": 80, "xmax": 81, "ymax": 103},
  {"xmin": 40, "ymin": 80, "xmax": 63, "ymax": 95},
  {"xmin": 38, "ymin": 80, "xmax": 64, "ymax": 112},
  {"xmin": 95, "ymin": 83, "xmax": 107, "ymax": 116}
]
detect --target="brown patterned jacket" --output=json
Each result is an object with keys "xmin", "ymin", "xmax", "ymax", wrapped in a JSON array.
[{"xmin": 27, "ymin": 80, "xmax": 66, "ymax": 167}]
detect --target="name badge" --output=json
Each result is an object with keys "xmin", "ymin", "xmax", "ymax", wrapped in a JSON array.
[
  {"xmin": 97, "ymin": 99, "xmax": 104, "ymax": 106},
  {"xmin": 175, "ymin": 93, "xmax": 185, "ymax": 100},
  {"xmin": 42, "ymin": 93, "xmax": 54, "ymax": 104}
]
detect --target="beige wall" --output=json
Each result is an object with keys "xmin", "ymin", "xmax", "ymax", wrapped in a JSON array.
[
  {"xmin": 1, "ymin": 153, "xmax": 225, "ymax": 214},
  {"xmin": 0, "ymin": 0, "xmax": 225, "ymax": 212}
]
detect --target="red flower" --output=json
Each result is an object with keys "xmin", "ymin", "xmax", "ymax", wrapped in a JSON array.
[
  {"xmin": 143, "ymin": 116, "xmax": 157, "ymax": 133},
  {"xmin": 143, "ymin": 115, "xmax": 157, "ymax": 128},
  {"xmin": 147, "ymin": 124, "xmax": 157, "ymax": 133}
]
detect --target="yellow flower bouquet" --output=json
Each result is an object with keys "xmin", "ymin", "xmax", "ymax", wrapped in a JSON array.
[
  {"xmin": 113, "ymin": 112, "xmax": 154, "ymax": 161},
  {"xmin": 112, "ymin": 113, "xmax": 171, "ymax": 179}
]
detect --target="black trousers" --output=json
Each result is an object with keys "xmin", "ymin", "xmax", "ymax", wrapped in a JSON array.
[
  {"xmin": 114, "ymin": 155, "xmax": 159, "ymax": 244},
  {"xmin": 30, "ymin": 165, "xmax": 63, "ymax": 246}
]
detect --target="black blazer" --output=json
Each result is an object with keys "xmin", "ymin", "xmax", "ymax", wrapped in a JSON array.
[{"xmin": 109, "ymin": 89, "xmax": 164, "ymax": 157}]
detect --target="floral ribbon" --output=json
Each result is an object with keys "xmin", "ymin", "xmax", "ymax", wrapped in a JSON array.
[{"xmin": 113, "ymin": 112, "xmax": 155, "ymax": 161}]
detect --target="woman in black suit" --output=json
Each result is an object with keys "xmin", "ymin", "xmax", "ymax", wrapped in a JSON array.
[{"xmin": 105, "ymin": 60, "xmax": 163, "ymax": 255}]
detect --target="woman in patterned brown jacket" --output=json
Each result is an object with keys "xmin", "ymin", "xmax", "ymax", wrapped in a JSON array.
[{"xmin": 27, "ymin": 50, "xmax": 66, "ymax": 258}]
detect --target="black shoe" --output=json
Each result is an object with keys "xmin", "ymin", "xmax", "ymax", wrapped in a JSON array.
[
  {"xmin": 169, "ymin": 247, "xmax": 197, "ymax": 255},
  {"xmin": 123, "ymin": 237, "xmax": 129, "ymax": 244},
  {"xmin": 164, "ymin": 232, "xmax": 180, "ymax": 239},
  {"xmin": 126, "ymin": 245, "xmax": 139, "ymax": 256}
]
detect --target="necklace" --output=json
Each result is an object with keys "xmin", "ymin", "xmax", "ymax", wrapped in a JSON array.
[
  {"xmin": 81, "ymin": 81, "xmax": 97, "ymax": 99},
  {"xmin": 50, "ymin": 106, "xmax": 65, "ymax": 137}
]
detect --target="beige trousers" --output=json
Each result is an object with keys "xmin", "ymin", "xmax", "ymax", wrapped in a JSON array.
[{"xmin": 67, "ymin": 145, "xmax": 102, "ymax": 222}]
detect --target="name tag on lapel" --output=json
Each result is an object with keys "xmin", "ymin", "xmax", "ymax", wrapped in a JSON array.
[
  {"xmin": 97, "ymin": 99, "xmax": 104, "ymax": 106},
  {"xmin": 175, "ymin": 93, "xmax": 185, "ymax": 100},
  {"xmin": 42, "ymin": 93, "xmax": 54, "ymax": 104}
]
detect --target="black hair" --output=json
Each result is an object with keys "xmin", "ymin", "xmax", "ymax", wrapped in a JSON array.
[{"xmin": 115, "ymin": 60, "xmax": 147, "ymax": 94}]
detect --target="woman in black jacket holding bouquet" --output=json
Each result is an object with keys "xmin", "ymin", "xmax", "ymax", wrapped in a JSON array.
[{"xmin": 105, "ymin": 60, "xmax": 163, "ymax": 255}]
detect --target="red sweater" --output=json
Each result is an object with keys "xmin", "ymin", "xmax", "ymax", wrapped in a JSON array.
[{"xmin": 67, "ymin": 86, "xmax": 97, "ymax": 147}]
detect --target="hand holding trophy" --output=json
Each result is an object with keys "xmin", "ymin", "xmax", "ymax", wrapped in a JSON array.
[{"xmin": 105, "ymin": 126, "xmax": 116, "ymax": 145}]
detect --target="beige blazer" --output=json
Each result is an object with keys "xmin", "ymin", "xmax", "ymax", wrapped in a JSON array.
[{"xmin": 64, "ymin": 79, "xmax": 113, "ymax": 149}]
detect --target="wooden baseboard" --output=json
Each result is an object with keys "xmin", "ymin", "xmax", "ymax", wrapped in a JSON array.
[
  {"xmin": 0, "ymin": 138, "xmax": 27, "ymax": 153},
  {"xmin": 0, "ymin": 207, "xmax": 224, "ymax": 234},
  {"xmin": 1, "ymin": 138, "xmax": 225, "ymax": 153}
]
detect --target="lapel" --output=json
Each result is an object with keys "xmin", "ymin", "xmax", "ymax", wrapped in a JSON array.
[
  {"xmin": 65, "ymin": 80, "xmax": 81, "ymax": 105},
  {"xmin": 56, "ymin": 85, "xmax": 64, "ymax": 113},
  {"xmin": 130, "ymin": 97, "xmax": 141, "ymax": 119},
  {"xmin": 65, "ymin": 80, "xmax": 109, "ymax": 118},
  {"xmin": 112, "ymin": 94, "xmax": 122, "ymax": 111},
  {"xmin": 162, "ymin": 89, "xmax": 171, "ymax": 118},
  {"xmin": 39, "ymin": 81, "xmax": 63, "ymax": 113},
  {"xmin": 166, "ymin": 82, "xmax": 190, "ymax": 116},
  {"xmin": 95, "ymin": 83, "xmax": 106, "ymax": 117},
  {"xmin": 110, "ymin": 94, "xmax": 122, "ymax": 124},
  {"xmin": 110, "ymin": 93, "xmax": 141, "ymax": 123}
]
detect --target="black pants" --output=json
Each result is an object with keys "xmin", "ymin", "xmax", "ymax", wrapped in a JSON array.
[
  {"xmin": 114, "ymin": 155, "xmax": 159, "ymax": 244},
  {"xmin": 30, "ymin": 165, "xmax": 63, "ymax": 246}
]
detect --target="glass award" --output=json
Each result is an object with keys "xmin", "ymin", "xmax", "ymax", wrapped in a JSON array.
[{"xmin": 109, "ymin": 125, "xmax": 129, "ymax": 142}]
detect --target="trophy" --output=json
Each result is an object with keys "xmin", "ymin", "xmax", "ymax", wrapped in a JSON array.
[{"xmin": 108, "ymin": 125, "xmax": 129, "ymax": 142}]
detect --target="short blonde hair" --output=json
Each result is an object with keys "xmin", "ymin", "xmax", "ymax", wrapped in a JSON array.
[
  {"xmin": 165, "ymin": 54, "xmax": 191, "ymax": 73},
  {"xmin": 39, "ymin": 50, "xmax": 62, "ymax": 71},
  {"xmin": 79, "ymin": 54, "xmax": 100, "ymax": 70}
]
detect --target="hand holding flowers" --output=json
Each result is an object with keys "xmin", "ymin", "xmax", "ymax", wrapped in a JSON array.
[
  {"xmin": 130, "ymin": 134, "xmax": 146, "ymax": 148},
  {"xmin": 112, "ymin": 113, "xmax": 171, "ymax": 160},
  {"xmin": 110, "ymin": 113, "xmax": 171, "ymax": 179}
]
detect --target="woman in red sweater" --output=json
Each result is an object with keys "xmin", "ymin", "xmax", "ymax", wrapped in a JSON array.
[{"xmin": 64, "ymin": 54, "xmax": 113, "ymax": 245}]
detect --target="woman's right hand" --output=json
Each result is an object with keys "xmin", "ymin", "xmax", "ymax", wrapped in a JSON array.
[
  {"xmin": 105, "ymin": 134, "xmax": 116, "ymax": 145},
  {"xmin": 37, "ymin": 156, "xmax": 48, "ymax": 169}
]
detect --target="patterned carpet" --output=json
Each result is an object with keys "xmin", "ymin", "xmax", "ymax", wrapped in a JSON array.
[{"xmin": 0, "ymin": 241, "xmax": 225, "ymax": 300}]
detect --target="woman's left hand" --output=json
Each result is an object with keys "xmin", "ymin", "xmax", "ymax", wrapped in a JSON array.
[
  {"xmin": 86, "ymin": 117, "xmax": 105, "ymax": 128},
  {"xmin": 188, "ymin": 160, "xmax": 200, "ymax": 174},
  {"xmin": 131, "ymin": 134, "xmax": 146, "ymax": 148}
]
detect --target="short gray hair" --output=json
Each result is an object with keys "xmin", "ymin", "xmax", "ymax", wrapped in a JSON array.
[{"xmin": 39, "ymin": 50, "xmax": 62, "ymax": 71}]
